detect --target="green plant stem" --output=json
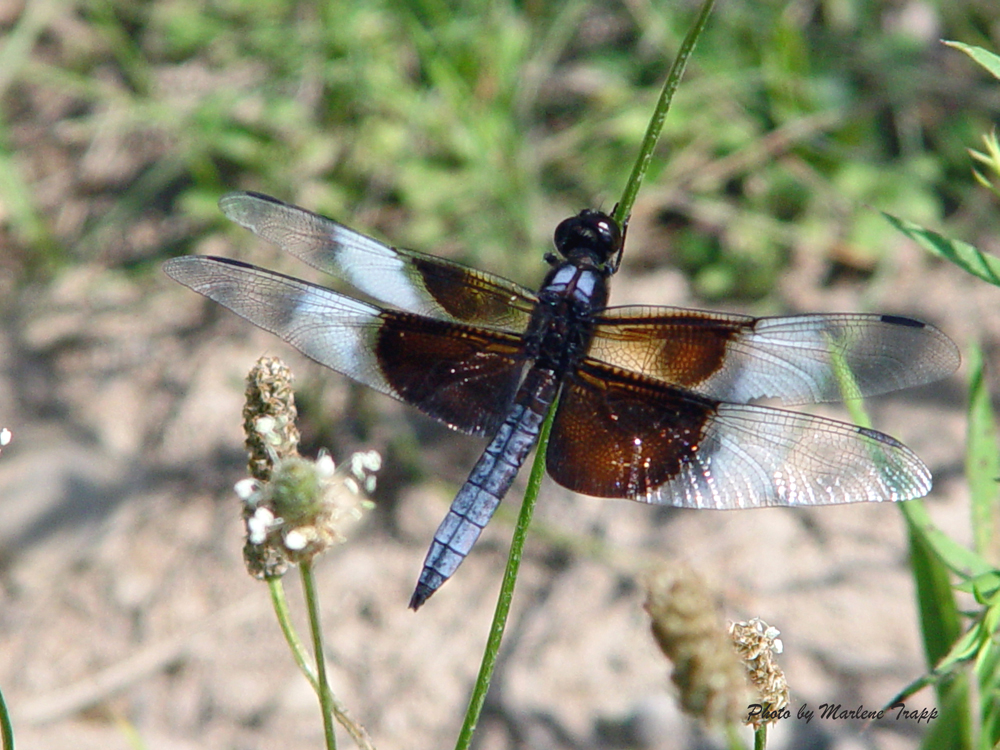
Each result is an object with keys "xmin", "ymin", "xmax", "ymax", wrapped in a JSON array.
[
  {"xmin": 452, "ymin": 5, "xmax": 719, "ymax": 747},
  {"xmin": 268, "ymin": 577, "xmax": 319, "ymax": 689},
  {"xmin": 267, "ymin": 564, "xmax": 377, "ymax": 749},
  {"xmin": 613, "ymin": 0, "xmax": 716, "ymax": 228},
  {"xmin": 0, "ymin": 682, "xmax": 13, "ymax": 750},
  {"xmin": 301, "ymin": 560, "xmax": 338, "ymax": 750},
  {"xmin": 965, "ymin": 342, "xmax": 1000, "ymax": 562},
  {"xmin": 453, "ymin": 401, "xmax": 558, "ymax": 750}
]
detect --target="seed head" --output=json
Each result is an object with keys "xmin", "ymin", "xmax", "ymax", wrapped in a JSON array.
[
  {"xmin": 239, "ymin": 450, "xmax": 380, "ymax": 578},
  {"xmin": 643, "ymin": 564, "xmax": 750, "ymax": 727},
  {"xmin": 729, "ymin": 618, "xmax": 789, "ymax": 729}
]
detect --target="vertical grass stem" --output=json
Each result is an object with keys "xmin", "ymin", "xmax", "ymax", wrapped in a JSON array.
[
  {"xmin": 301, "ymin": 561, "xmax": 338, "ymax": 750},
  {"xmin": 454, "ymin": 3, "xmax": 718, "ymax": 746},
  {"xmin": 613, "ymin": 0, "xmax": 717, "ymax": 227}
]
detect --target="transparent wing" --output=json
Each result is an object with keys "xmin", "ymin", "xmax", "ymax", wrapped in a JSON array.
[
  {"xmin": 219, "ymin": 191, "xmax": 537, "ymax": 330},
  {"xmin": 590, "ymin": 307, "xmax": 959, "ymax": 404},
  {"xmin": 547, "ymin": 360, "xmax": 930, "ymax": 506},
  {"xmin": 164, "ymin": 256, "xmax": 525, "ymax": 435}
]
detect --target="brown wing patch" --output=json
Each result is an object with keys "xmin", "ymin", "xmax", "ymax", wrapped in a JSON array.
[
  {"xmin": 548, "ymin": 359, "xmax": 932, "ymax": 509},
  {"xmin": 589, "ymin": 307, "xmax": 747, "ymax": 389},
  {"xmin": 376, "ymin": 312, "xmax": 526, "ymax": 435},
  {"xmin": 546, "ymin": 361, "xmax": 715, "ymax": 499},
  {"xmin": 412, "ymin": 258, "xmax": 536, "ymax": 330},
  {"xmin": 591, "ymin": 307, "xmax": 960, "ymax": 406}
]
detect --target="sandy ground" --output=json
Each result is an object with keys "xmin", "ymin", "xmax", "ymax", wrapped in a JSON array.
[{"xmin": 0, "ymin": 201, "xmax": 991, "ymax": 750}]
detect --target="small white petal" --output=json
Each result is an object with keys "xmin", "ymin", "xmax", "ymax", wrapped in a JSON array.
[
  {"xmin": 254, "ymin": 416, "xmax": 276, "ymax": 435},
  {"xmin": 247, "ymin": 507, "xmax": 276, "ymax": 544},
  {"xmin": 0, "ymin": 428, "xmax": 11, "ymax": 447},
  {"xmin": 764, "ymin": 626, "xmax": 780, "ymax": 640},
  {"xmin": 343, "ymin": 477, "xmax": 359, "ymax": 496},
  {"xmin": 234, "ymin": 478, "xmax": 260, "ymax": 502},
  {"xmin": 284, "ymin": 530, "xmax": 307, "ymax": 550},
  {"xmin": 315, "ymin": 454, "xmax": 336, "ymax": 478},
  {"xmin": 772, "ymin": 639, "xmax": 784, "ymax": 654},
  {"xmin": 352, "ymin": 450, "xmax": 382, "ymax": 477},
  {"xmin": 247, "ymin": 526, "xmax": 266, "ymax": 545},
  {"xmin": 350, "ymin": 453, "xmax": 364, "ymax": 478}
]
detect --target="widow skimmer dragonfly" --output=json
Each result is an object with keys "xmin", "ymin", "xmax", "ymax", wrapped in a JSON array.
[{"xmin": 165, "ymin": 192, "xmax": 959, "ymax": 609}]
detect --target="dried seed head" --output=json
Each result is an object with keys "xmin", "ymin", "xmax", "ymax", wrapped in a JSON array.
[
  {"xmin": 730, "ymin": 618, "xmax": 789, "ymax": 729},
  {"xmin": 643, "ymin": 564, "xmax": 750, "ymax": 727},
  {"xmin": 243, "ymin": 356, "xmax": 300, "ymax": 481},
  {"xmin": 238, "ymin": 356, "xmax": 379, "ymax": 579}
]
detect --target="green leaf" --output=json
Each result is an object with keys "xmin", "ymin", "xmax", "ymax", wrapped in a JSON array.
[
  {"xmin": 965, "ymin": 342, "xmax": 1000, "ymax": 563},
  {"xmin": 906, "ymin": 516, "xmax": 964, "ymax": 665},
  {"xmin": 917, "ymin": 678, "xmax": 971, "ymax": 750},
  {"xmin": 883, "ymin": 212, "xmax": 1000, "ymax": 288},
  {"xmin": 944, "ymin": 41, "xmax": 1000, "ymax": 81},
  {"xmin": 884, "ymin": 620, "xmax": 982, "ymax": 706},
  {"xmin": 901, "ymin": 501, "xmax": 995, "ymax": 580},
  {"xmin": 885, "ymin": 620, "xmax": 977, "ymax": 749},
  {"xmin": 0, "ymin": 681, "xmax": 13, "ymax": 750},
  {"xmin": 954, "ymin": 570, "xmax": 1000, "ymax": 603},
  {"xmin": 904, "ymin": 513, "xmax": 971, "ymax": 747},
  {"xmin": 975, "ymin": 626, "xmax": 1000, "ymax": 747}
]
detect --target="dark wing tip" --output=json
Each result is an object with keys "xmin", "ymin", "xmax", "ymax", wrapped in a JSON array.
[
  {"xmin": 878, "ymin": 314, "xmax": 925, "ymax": 329},
  {"xmin": 880, "ymin": 314, "xmax": 962, "ymax": 375},
  {"xmin": 856, "ymin": 425, "xmax": 906, "ymax": 447},
  {"xmin": 242, "ymin": 190, "xmax": 282, "ymax": 203},
  {"xmin": 219, "ymin": 189, "xmax": 282, "ymax": 207},
  {"xmin": 856, "ymin": 425, "xmax": 933, "ymax": 500}
]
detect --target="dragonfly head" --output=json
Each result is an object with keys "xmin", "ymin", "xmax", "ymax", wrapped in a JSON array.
[{"xmin": 553, "ymin": 210, "xmax": 622, "ymax": 270}]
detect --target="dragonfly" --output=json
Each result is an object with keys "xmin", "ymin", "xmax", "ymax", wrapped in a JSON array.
[{"xmin": 164, "ymin": 192, "xmax": 960, "ymax": 608}]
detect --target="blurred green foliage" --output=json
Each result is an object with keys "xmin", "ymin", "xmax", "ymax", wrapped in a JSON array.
[
  {"xmin": 875, "ymin": 44, "xmax": 1000, "ymax": 750},
  {"xmin": 0, "ymin": 0, "xmax": 998, "ymax": 298}
]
